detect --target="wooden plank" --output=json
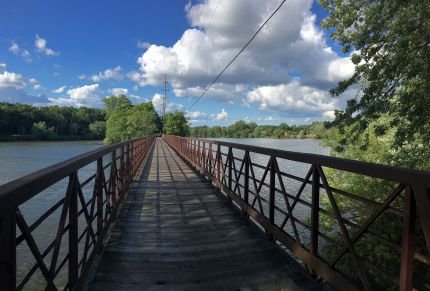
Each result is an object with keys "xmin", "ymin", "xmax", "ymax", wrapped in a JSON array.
[{"xmin": 88, "ymin": 138, "xmax": 319, "ymax": 290}]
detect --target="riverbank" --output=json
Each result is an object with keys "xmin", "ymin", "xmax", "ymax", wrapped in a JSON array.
[{"xmin": 0, "ymin": 134, "xmax": 103, "ymax": 142}]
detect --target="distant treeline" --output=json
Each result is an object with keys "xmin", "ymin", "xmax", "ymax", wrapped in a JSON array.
[
  {"xmin": 189, "ymin": 120, "xmax": 329, "ymax": 139},
  {"xmin": 0, "ymin": 102, "xmax": 106, "ymax": 140}
]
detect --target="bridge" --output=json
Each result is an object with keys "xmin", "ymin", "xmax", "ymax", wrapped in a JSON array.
[{"xmin": 0, "ymin": 135, "xmax": 429, "ymax": 290}]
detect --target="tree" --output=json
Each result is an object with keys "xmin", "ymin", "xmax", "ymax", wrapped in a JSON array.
[
  {"xmin": 103, "ymin": 95, "xmax": 132, "ymax": 142},
  {"xmin": 126, "ymin": 102, "xmax": 160, "ymax": 137},
  {"xmin": 162, "ymin": 112, "xmax": 189, "ymax": 136},
  {"xmin": 89, "ymin": 121, "xmax": 106, "ymax": 138},
  {"xmin": 31, "ymin": 121, "xmax": 55, "ymax": 139},
  {"xmin": 320, "ymin": 0, "xmax": 430, "ymax": 145}
]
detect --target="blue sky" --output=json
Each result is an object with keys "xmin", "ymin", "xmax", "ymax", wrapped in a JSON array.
[{"xmin": 0, "ymin": 0, "xmax": 355, "ymax": 126}]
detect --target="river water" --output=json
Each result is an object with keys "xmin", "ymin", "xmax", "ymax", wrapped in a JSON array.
[{"xmin": 0, "ymin": 138, "xmax": 328, "ymax": 289}]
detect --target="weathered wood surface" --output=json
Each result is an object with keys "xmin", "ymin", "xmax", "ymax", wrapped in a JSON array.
[{"xmin": 88, "ymin": 138, "xmax": 320, "ymax": 290}]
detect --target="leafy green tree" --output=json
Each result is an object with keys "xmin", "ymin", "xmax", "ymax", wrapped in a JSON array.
[
  {"xmin": 163, "ymin": 112, "xmax": 189, "ymax": 136},
  {"xmin": 127, "ymin": 102, "xmax": 159, "ymax": 137},
  {"xmin": 31, "ymin": 121, "xmax": 55, "ymax": 139},
  {"xmin": 103, "ymin": 95, "xmax": 132, "ymax": 142},
  {"xmin": 318, "ymin": 2, "xmax": 430, "ymax": 287},
  {"xmin": 89, "ymin": 121, "xmax": 106, "ymax": 138},
  {"xmin": 320, "ymin": 0, "xmax": 430, "ymax": 146}
]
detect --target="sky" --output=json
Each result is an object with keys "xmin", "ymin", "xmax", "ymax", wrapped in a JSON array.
[{"xmin": 0, "ymin": 0, "xmax": 356, "ymax": 127}]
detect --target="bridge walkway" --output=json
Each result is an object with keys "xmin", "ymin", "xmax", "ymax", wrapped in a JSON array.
[{"xmin": 88, "ymin": 138, "xmax": 319, "ymax": 290}]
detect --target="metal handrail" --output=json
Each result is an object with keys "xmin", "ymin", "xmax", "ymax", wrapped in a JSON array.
[
  {"xmin": 163, "ymin": 134, "xmax": 430, "ymax": 291},
  {"xmin": 0, "ymin": 135, "xmax": 155, "ymax": 290}
]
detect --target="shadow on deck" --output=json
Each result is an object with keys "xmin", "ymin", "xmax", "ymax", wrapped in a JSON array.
[{"xmin": 88, "ymin": 138, "xmax": 320, "ymax": 290}]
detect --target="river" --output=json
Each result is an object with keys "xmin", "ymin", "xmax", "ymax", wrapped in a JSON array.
[{"xmin": 0, "ymin": 138, "xmax": 328, "ymax": 289}]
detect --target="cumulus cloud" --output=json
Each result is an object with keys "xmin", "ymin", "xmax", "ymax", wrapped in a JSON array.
[
  {"xmin": 35, "ymin": 35, "xmax": 59, "ymax": 56},
  {"xmin": 245, "ymin": 79, "xmax": 337, "ymax": 118},
  {"xmin": 126, "ymin": 0, "xmax": 356, "ymax": 120},
  {"xmin": 29, "ymin": 78, "xmax": 42, "ymax": 90},
  {"xmin": 110, "ymin": 87, "xmax": 128, "ymax": 96},
  {"xmin": 91, "ymin": 66, "xmax": 122, "ymax": 82},
  {"xmin": 152, "ymin": 93, "xmax": 183, "ymax": 114},
  {"xmin": 0, "ymin": 63, "xmax": 6, "ymax": 72},
  {"xmin": 49, "ymin": 84, "xmax": 102, "ymax": 107},
  {"xmin": 211, "ymin": 108, "xmax": 228, "ymax": 120},
  {"xmin": 0, "ymin": 71, "xmax": 25, "ymax": 88},
  {"xmin": 185, "ymin": 110, "xmax": 207, "ymax": 123},
  {"xmin": 52, "ymin": 86, "xmax": 67, "ymax": 93},
  {"xmin": 8, "ymin": 41, "xmax": 32, "ymax": 62},
  {"xmin": 132, "ymin": 0, "xmax": 353, "ymax": 91}
]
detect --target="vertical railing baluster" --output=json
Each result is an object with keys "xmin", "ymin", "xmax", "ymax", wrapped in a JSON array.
[
  {"xmin": 198, "ymin": 141, "xmax": 201, "ymax": 171},
  {"xmin": 96, "ymin": 158, "xmax": 103, "ymax": 252},
  {"xmin": 269, "ymin": 157, "xmax": 276, "ymax": 237},
  {"xmin": 399, "ymin": 185, "xmax": 416, "ymax": 290},
  {"xmin": 0, "ymin": 207, "xmax": 16, "ymax": 290},
  {"xmin": 228, "ymin": 147, "xmax": 232, "ymax": 191},
  {"xmin": 120, "ymin": 146, "xmax": 125, "ymax": 201},
  {"xmin": 216, "ymin": 144, "xmax": 221, "ymax": 189},
  {"xmin": 310, "ymin": 164, "xmax": 320, "ymax": 259},
  {"xmin": 68, "ymin": 172, "xmax": 79, "ymax": 288},
  {"xmin": 126, "ymin": 144, "xmax": 130, "ymax": 190},
  {"xmin": 209, "ymin": 143, "xmax": 213, "ymax": 178},
  {"xmin": 244, "ymin": 151, "xmax": 249, "ymax": 204},
  {"xmin": 111, "ymin": 150, "xmax": 117, "ymax": 213}
]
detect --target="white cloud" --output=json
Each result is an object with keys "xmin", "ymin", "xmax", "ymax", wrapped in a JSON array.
[
  {"xmin": 0, "ymin": 63, "xmax": 6, "ymax": 72},
  {"xmin": 0, "ymin": 71, "xmax": 25, "ymax": 88},
  {"xmin": 130, "ymin": 94, "xmax": 146, "ymax": 102},
  {"xmin": 132, "ymin": 0, "xmax": 354, "ymax": 91},
  {"xmin": 29, "ymin": 78, "xmax": 42, "ymax": 90},
  {"xmin": 8, "ymin": 41, "xmax": 31, "ymax": 62},
  {"xmin": 186, "ymin": 110, "xmax": 207, "ymax": 123},
  {"xmin": 8, "ymin": 42, "xmax": 19, "ymax": 54},
  {"xmin": 35, "ymin": 35, "xmax": 59, "ymax": 56},
  {"xmin": 110, "ymin": 87, "xmax": 128, "ymax": 96},
  {"xmin": 78, "ymin": 74, "xmax": 86, "ymax": 80},
  {"xmin": 137, "ymin": 41, "xmax": 151, "ymax": 49},
  {"xmin": 128, "ymin": 0, "xmax": 356, "ymax": 119},
  {"xmin": 49, "ymin": 84, "xmax": 101, "ymax": 107},
  {"xmin": 52, "ymin": 86, "xmax": 67, "ymax": 94},
  {"xmin": 211, "ymin": 108, "xmax": 228, "ymax": 121},
  {"xmin": 186, "ymin": 110, "xmax": 206, "ymax": 119},
  {"xmin": 91, "ymin": 66, "xmax": 122, "ymax": 82},
  {"xmin": 245, "ymin": 79, "xmax": 337, "ymax": 118},
  {"xmin": 151, "ymin": 93, "xmax": 183, "ymax": 114}
]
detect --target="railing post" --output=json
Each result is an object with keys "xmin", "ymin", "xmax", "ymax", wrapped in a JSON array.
[
  {"xmin": 268, "ymin": 156, "xmax": 276, "ymax": 241},
  {"xmin": 111, "ymin": 150, "xmax": 117, "ymax": 213},
  {"xmin": 96, "ymin": 158, "xmax": 103, "ymax": 252},
  {"xmin": 0, "ymin": 206, "xmax": 16, "ymax": 291},
  {"xmin": 244, "ymin": 151, "xmax": 249, "ymax": 205},
  {"xmin": 310, "ymin": 165, "xmax": 320, "ymax": 261},
  {"xmin": 126, "ymin": 143, "xmax": 130, "ymax": 190},
  {"xmin": 216, "ymin": 144, "xmax": 221, "ymax": 189},
  {"xmin": 120, "ymin": 145, "xmax": 125, "ymax": 200},
  {"xmin": 68, "ymin": 172, "xmax": 79, "ymax": 288},
  {"xmin": 202, "ymin": 142, "xmax": 206, "ymax": 173},
  {"xmin": 208, "ymin": 143, "xmax": 212, "ymax": 177},
  {"xmin": 399, "ymin": 185, "xmax": 416, "ymax": 291},
  {"xmin": 197, "ymin": 141, "xmax": 201, "ymax": 170},
  {"xmin": 228, "ymin": 147, "xmax": 232, "ymax": 191}
]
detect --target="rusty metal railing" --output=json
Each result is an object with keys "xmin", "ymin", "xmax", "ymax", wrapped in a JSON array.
[
  {"xmin": 163, "ymin": 134, "xmax": 430, "ymax": 291},
  {"xmin": 0, "ymin": 135, "xmax": 155, "ymax": 290}
]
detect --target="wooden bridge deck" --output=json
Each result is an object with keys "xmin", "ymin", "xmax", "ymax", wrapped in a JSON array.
[{"xmin": 88, "ymin": 138, "xmax": 319, "ymax": 290}]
